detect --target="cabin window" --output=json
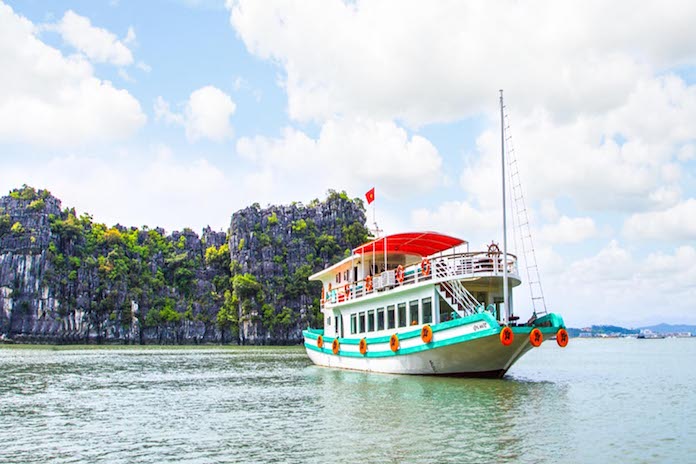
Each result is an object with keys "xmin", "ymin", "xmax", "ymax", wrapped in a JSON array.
[
  {"xmin": 409, "ymin": 300, "xmax": 419, "ymax": 326},
  {"xmin": 387, "ymin": 305, "xmax": 396, "ymax": 329},
  {"xmin": 377, "ymin": 307, "xmax": 385, "ymax": 331},
  {"xmin": 398, "ymin": 303, "xmax": 407, "ymax": 328},
  {"xmin": 367, "ymin": 310, "xmax": 375, "ymax": 332},
  {"xmin": 344, "ymin": 270, "xmax": 350, "ymax": 282},
  {"xmin": 422, "ymin": 297, "xmax": 433, "ymax": 324},
  {"xmin": 327, "ymin": 316, "xmax": 332, "ymax": 326},
  {"xmin": 350, "ymin": 314, "xmax": 357, "ymax": 334},
  {"xmin": 358, "ymin": 312, "xmax": 366, "ymax": 333},
  {"xmin": 336, "ymin": 273, "xmax": 341, "ymax": 283}
]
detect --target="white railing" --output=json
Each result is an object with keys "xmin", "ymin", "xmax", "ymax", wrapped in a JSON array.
[{"xmin": 322, "ymin": 251, "xmax": 518, "ymax": 308}]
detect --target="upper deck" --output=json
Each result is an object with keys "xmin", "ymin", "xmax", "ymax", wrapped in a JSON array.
[{"xmin": 310, "ymin": 232, "xmax": 520, "ymax": 310}]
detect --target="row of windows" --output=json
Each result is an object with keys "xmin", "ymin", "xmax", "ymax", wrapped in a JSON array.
[{"xmin": 349, "ymin": 298, "xmax": 432, "ymax": 335}]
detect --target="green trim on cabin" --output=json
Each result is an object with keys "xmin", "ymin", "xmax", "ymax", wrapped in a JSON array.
[
  {"xmin": 303, "ymin": 311, "xmax": 566, "ymax": 359},
  {"xmin": 303, "ymin": 311, "xmax": 499, "ymax": 345}
]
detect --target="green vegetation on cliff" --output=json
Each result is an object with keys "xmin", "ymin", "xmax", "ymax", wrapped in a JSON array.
[
  {"xmin": 229, "ymin": 189, "xmax": 369, "ymax": 343},
  {"xmin": 0, "ymin": 185, "xmax": 368, "ymax": 344},
  {"xmin": 45, "ymin": 208, "xmax": 220, "ymax": 342}
]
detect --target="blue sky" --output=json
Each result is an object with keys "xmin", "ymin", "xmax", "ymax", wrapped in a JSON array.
[{"xmin": 2, "ymin": 0, "xmax": 696, "ymax": 327}]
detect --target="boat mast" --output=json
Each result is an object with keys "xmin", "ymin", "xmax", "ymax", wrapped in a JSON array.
[{"xmin": 500, "ymin": 90, "xmax": 510, "ymax": 325}]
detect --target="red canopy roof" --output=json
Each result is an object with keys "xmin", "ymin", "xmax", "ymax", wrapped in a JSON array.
[{"xmin": 353, "ymin": 232, "xmax": 466, "ymax": 257}]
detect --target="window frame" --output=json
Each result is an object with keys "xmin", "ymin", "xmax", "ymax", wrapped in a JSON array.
[
  {"xmin": 397, "ymin": 303, "xmax": 407, "ymax": 328},
  {"xmin": 387, "ymin": 305, "xmax": 396, "ymax": 329}
]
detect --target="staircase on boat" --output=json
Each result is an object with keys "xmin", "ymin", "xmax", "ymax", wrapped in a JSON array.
[{"xmin": 436, "ymin": 280, "xmax": 481, "ymax": 317}]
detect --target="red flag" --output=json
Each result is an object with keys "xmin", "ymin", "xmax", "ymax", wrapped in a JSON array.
[{"xmin": 365, "ymin": 187, "xmax": 375, "ymax": 205}]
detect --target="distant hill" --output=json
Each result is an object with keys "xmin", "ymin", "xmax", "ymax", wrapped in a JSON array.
[
  {"xmin": 566, "ymin": 325, "xmax": 639, "ymax": 337},
  {"xmin": 637, "ymin": 323, "xmax": 696, "ymax": 334},
  {"xmin": 566, "ymin": 323, "xmax": 696, "ymax": 337}
]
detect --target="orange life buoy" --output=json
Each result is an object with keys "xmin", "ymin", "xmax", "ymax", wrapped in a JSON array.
[
  {"xmin": 396, "ymin": 265, "xmax": 404, "ymax": 283},
  {"xmin": 500, "ymin": 326, "xmax": 514, "ymax": 346},
  {"xmin": 332, "ymin": 338, "xmax": 340, "ymax": 355},
  {"xmin": 344, "ymin": 283, "xmax": 350, "ymax": 296},
  {"xmin": 328, "ymin": 282, "xmax": 332, "ymax": 292},
  {"xmin": 389, "ymin": 334, "xmax": 399, "ymax": 352},
  {"xmin": 556, "ymin": 328, "xmax": 569, "ymax": 348},
  {"xmin": 529, "ymin": 328, "xmax": 543, "ymax": 347},
  {"xmin": 359, "ymin": 338, "xmax": 367, "ymax": 355},
  {"xmin": 317, "ymin": 335, "xmax": 324, "ymax": 349},
  {"xmin": 421, "ymin": 258, "xmax": 431, "ymax": 276},
  {"xmin": 421, "ymin": 325, "xmax": 433, "ymax": 343},
  {"xmin": 365, "ymin": 275, "xmax": 373, "ymax": 292}
]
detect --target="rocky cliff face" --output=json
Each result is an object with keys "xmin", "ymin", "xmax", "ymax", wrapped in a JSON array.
[
  {"xmin": 230, "ymin": 192, "xmax": 368, "ymax": 344},
  {"xmin": 0, "ymin": 188, "xmax": 61, "ymax": 340},
  {"xmin": 0, "ymin": 186, "xmax": 367, "ymax": 345}
]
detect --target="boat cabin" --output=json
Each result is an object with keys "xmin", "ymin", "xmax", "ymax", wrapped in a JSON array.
[{"xmin": 309, "ymin": 232, "xmax": 521, "ymax": 339}]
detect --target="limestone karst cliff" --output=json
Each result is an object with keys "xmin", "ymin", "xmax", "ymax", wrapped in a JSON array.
[{"xmin": 0, "ymin": 186, "xmax": 367, "ymax": 344}]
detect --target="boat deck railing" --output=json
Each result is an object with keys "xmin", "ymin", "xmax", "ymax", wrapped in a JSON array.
[{"xmin": 322, "ymin": 251, "xmax": 518, "ymax": 308}]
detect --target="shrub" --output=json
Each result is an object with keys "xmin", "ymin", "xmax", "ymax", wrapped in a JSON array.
[
  {"xmin": 291, "ymin": 219, "xmax": 307, "ymax": 233},
  {"xmin": 10, "ymin": 221, "xmax": 25, "ymax": 235},
  {"xmin": 27, "ymin": 199, "xmax": 45, "ymax": 212},
  {"xmin": 267, "ymin": 211, "xmax": 279, "ymax": 226},
  {"xmin": 9, "ymin": 185, "xmax": 37, "ymax": 201},
  {"xmin": 0, "ymin": 213, "xmax": 11, "ymax": 235}
]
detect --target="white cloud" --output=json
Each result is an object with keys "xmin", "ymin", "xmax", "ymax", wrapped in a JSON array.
[
  {"xmin": 226, "ymin": 0, "xmax": 696, "ymax": 126},
  {"xmin": 154, "ymin": 96, "xmax": 184, "ymax": 126},
  {"xmin": 0, "ymin": 3, "xmax": 145, "ymax": 146},
  {"xmin": 186, "ymin": 86, "xmax": 236, "ymax": 141},
  {"xmin": 539, "ymin": 216, "xmax": 597, "ymax": 244},
  {"xmin": 642, "ymin": 246, "xmax": 696, "ymax": 292},
  {"xmin": 461, "ymin": 74, "xmax": 696, "ymax": 214},
  {"xmin": 623, "ymin": 198, "xmax": 696, "ymax": 241},
  {"xmin": 155, "ymin": 86, "xmax": 236, "ymax": 142},
  {"xmin": 1, "ymin": 148, "xmax": 232, "ymax": 232},
  {"xmin": 565, "ymin": 240, "xmax": 634, "ymax": 283},
  {"xmin": 124, "ymin": 26, "xmax": 136, "ymax": 46},
  {"xmin": 117, "ymin": 68, "xmax": 134, "ymax": 82},
  {"xmin": 233, "ymin": 76, "xmax": 247, "ymax": 91},
  {"xmin": 136, "ymin": 61, "xmax": 152, "ymax": 73},
  {"xmin": 53, "ymin": 10, "xmax": 134, "ymax": 66},
  {"xmin": 410, "ymin": 200, "xmax": 500, "ymax": 249},
  {"xmin": 236, "ymin": 117, "xmax": 443, "ymax": 203},
  {"xmin": 226, "ymin": 1, "xmax": 696, "ymax": 246},
  {"xmin": 545, "ymin": 241, "xmax": 696, "ymax": 326}
]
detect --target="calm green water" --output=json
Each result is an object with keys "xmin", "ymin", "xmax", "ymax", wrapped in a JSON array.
[{"xmin": 1, "ymin": 339, "xmax": 694, "ymax": 463}]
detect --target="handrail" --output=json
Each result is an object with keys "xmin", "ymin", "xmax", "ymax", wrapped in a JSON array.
[{"xmin": 322, "ymin": 251, "xmax": 519, "ymax": 308}]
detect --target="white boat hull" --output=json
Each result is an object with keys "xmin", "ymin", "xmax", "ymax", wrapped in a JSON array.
[
  {"xmin": 303, "ymin": 313, "xmax": 565, "ymax": 378},
  {"xmin": 306, "ymin": 333, "xmax": 534, "ymax": 377}
]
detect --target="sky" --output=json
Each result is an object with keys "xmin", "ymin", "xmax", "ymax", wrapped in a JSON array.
[{"xmin": 1, "ymin": 0, "xmax": 695, "ymax": 328}]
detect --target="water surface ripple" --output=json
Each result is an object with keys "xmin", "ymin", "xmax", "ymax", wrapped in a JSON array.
[{"xmin": 1, "ymin": 339, "xmax": 694, "ymax": 463}]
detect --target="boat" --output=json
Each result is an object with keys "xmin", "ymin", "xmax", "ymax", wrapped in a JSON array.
[{"xmin": 302, "ymin": 92, "xmax": 568, "ymax": 377}]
